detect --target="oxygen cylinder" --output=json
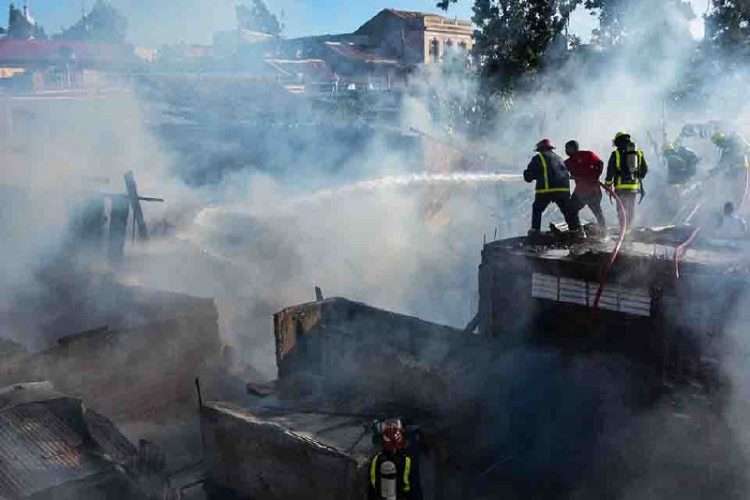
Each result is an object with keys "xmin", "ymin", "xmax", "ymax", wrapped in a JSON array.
[
  {"xmin": 625, "ymin": 143, "xmax": 638, "ymax": 177},
  {"xmin": 380, "ymin": 460, "xmax": 398, "ymax": 500}
]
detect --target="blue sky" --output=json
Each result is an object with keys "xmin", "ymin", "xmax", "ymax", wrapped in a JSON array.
[{"xmin": 4, "ymin": 0, "xmax": 709, "ymax": 46}]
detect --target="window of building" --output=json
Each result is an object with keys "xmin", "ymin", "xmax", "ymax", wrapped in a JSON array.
[{"xmin": 430, "ymin": 38, "xmax": 439, "ymax": 63}]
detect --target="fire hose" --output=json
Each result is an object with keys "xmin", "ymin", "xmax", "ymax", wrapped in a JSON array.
[
  {"xmin": 673, "ymin": 158, "xmax": 750, "ymax": 279},
  {"xmin": 592, "ymin": 183, "xmax": 628, "ymax": 310}
]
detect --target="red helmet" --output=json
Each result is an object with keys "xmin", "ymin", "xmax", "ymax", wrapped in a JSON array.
[
  {"xmin": 382, "ymin": 422, "xmax": 406, "ymax": 453},
  {"xmin": 536, "ymin": 138, "xmax": 555, "ymax": 151}
]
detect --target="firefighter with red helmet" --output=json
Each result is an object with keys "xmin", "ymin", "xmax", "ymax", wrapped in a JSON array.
[
  {"xmin": 524, "ymin": 138, "xmax": 582, "ymax": 238},
  {"xmin": 369, "ymin": 419, "xmax": 422, "ymax": 500}
]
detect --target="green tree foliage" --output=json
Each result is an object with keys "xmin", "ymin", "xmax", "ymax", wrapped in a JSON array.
[
  {"xmin": 58, "ymin": 0, "xmax": 127, "ymax": 43},
  {"xmin": 583, "ymin": 0, "xmax": 626, "ymax": 46},
  {"xmin": 236, "ymin": 0, "xmax": 283, "ymax": 36},
  {"xmin": 705, "ymin": 0, "xmax": 750, "ymax": 54},
  {"xmin": 7, "ymin": 3, "xmax": 46, "ymax": 39},
  {"xmin": 439, "ymin": 0, "xmax": 580, "ymax": 87},
  {"xmin": 585, "ymin": 0, "xmax": 695, "ymax": 48}
]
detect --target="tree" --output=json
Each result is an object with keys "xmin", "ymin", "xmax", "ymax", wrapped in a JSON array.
[
  {"xmin": 58, "ymin": 0, "xmax": 127, "ymax": 43},
  {"xmin": 7, "ymin": 3, "xmax": 46, "ymax": 39},
  {"xmin": 439, "ymin": 0, "xmax": 581, "ymax": 88},
  {"xmin": 236, "ymin": 0, "xmax": 283, "ymax": 36},
  {"xmin": 705, "ymin": 0, "xmax": 750, "ymax": 55},
  {"xmin": 585, "ymin": 0, "xmax": 694, "ymax": 49}
]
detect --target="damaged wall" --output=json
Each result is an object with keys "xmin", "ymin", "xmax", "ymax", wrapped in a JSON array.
[
  {"xmin": 201, "ymin": 402, "xmax": 372, "ymax": 500},
  {"xmin": 273, "ymin": 297, "xmax": 478, "ymax": 412}
]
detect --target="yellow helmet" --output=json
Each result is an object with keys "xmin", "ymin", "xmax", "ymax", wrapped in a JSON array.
[{"xmin": 711, "ymin": 132, "xmax": 727, "ymax": 145}]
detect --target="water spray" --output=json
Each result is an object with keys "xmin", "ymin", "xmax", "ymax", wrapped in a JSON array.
[{"xmin": 301, "ymin": 172, "xmax": 523, "ymax": 204}]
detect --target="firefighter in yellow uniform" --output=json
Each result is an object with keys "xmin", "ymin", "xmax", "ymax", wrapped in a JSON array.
[
  {"xmin": 369, "ymin": 420, "xmax": 421, "ymax": 500},
  {"xmin": 523, "ymin": 138, "xmax": 582, "ymax": 238},
  {"xmin": 711, "ymin": 132, "xmax": 750, "ymax": 207},
  {"xmin": 605, "ymin": 132, "xmax": 649, "ymax": 231}
]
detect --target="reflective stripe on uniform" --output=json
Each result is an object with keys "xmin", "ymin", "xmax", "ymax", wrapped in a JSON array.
[
  {"xmin": 403, "ymin": 456, "xmax": 412, "ymax": 492},
  {"xmin": 613, "ymin": 150, "xmax": 643, "ymax": 191},
  {"xmin": 535, "ymin": 152, "xmax": 570, "ymax": 194},
  {"xmin": 370, "ymin": 453, "xmax": 380, "ymax": 488}
]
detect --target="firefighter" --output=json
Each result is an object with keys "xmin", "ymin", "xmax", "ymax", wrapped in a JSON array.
[
  {"xmin": 716, "ymin": 201, "xmax": 749, "ymax": 239},
  {"xmin": 712, "ymin": 132, "xmax": 749, "ymax": 174},
  {"xmin": 663, "ymin": 142, "xmax": 699, "ymax": 185},
  {"xmin": 369, "ymin": 419, "xmax": 421, "ymax": 500},
  {"xmin": 605, "ymin": 132, "xmax": 649, "ymax": 231},
  {"xmin": 524, "ymin": 138, "xmax": 582, "ymax": 238},
  {"xmin": 710, "ymin": 132, "xmax": 750, "ymax": 205},
  {"xmin": 564, "ymin": 140, "xmax": 606, "ymax": 229}
]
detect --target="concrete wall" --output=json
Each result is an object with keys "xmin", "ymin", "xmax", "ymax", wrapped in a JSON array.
[{"xmin": 272, "ymin": 298, "xmax": 490, "ymax": 420}]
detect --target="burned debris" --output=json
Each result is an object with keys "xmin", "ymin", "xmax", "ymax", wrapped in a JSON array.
[
  {"xmin": 7, "ymin": 1, "xmax": 750, "ymax": 499},
  {"xmin": 0, "ymin": 382, "xmax": 167, "ymax": 500},
  {"xmin": 193, "ymin": 223, "xmax": 750, "ymax": 499}
]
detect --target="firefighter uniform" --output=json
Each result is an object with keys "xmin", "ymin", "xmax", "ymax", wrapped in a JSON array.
[
  {"xmin": 605, "ymin": 134, "xmax": 649, "ymax": 230},
  {"xmin": 524, "ymin": 142, "xmax": 581, "ymax": 233},
  {"xmin": 369, "ymin": 451, "xmax": 420, "ymax": 500},
  {"xmin": 664, "ymin": 144, "xmax": 698, "ymax": 185},
  {"xmin": 712, "ymin": 133, "xmax": 750, "ymax": 206}
]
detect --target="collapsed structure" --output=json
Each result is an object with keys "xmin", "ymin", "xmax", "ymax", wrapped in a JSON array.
[
  {"xmin": 1, "ymin": 280, "xmax": 221, "ymax": 422},
  {"xmin": 201, "ymin": 298, "xmax": 479, "ymax": 499},
  {"xmin": 197, "ymin": 224, "xmax": 750, "ymax": 499},
  {"xmin": 0, "ymin": 381, "xmax": 166, "ymax": 500}
]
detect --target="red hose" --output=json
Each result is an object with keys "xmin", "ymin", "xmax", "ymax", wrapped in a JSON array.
[
  {"xmin": 673, "ymin": 158, "xmax": 750, "ymax": 279},
  {"xmin": 592, "ymin": 183, "xmax": 628, "ymax": 310},
  {"xmin": 740, "ymin": 156, "xmax": 750, "ymax": 211},
  {"xmin": 673, "ymin": 227, "xmax": 701, "ymax": 279}
]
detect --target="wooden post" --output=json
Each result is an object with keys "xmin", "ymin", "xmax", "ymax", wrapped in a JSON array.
[
  {"xmin": 195, "ymin": 378, "xmax": 206, "ymax": 459},
  {"xmin": 108, "ymin": 195, "xmax": 130, "ymax": 264},
  {"xmin": 124, "ymin": 171, "xmax": 149, "ymax": 241}
]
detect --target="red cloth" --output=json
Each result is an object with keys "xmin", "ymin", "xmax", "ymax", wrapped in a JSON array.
[{"xmin": 565, "ymin": 150, "xmax": 603, "ymax": 195}]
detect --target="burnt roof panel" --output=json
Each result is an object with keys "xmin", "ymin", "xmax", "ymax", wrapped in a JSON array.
[{"xmin": 0, "ymin": 402, "xmax": 111, "ymax": 499}]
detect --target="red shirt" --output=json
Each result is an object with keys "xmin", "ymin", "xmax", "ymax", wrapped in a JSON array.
[{"xmin": 564, "ymin": 151, "xmax": 603, "ymax": 195}]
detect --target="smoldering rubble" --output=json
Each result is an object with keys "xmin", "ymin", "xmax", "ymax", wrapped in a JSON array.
[{"xmin": 4, "ymin": 1, "xmax": 750, "ymax": 499}]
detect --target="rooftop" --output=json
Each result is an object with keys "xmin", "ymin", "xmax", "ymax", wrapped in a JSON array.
[
  {"xmin": 265, "ymin": 58, "xmax": 336, "ymax": 82},
  {"xmin": 0, "ymin": 39, "xmax": 135, "ymax": 66},
  {"xmin": 0, "ymin": 382, "xmax": 137, "ymax": 499},
  {"xmin": 485, "ymin": 226, "xmax": 750, "ymax": 275},
  {"xmin": 323, "ymin": 42, "xmax": 399, "ymax": 65},
  {"xmin": 205, "ymin": 402, "xmax": 374, "ymax": 461},
  {"xmin": 384, "ymin": 8, "xmax": 471, "ymax": 25}
]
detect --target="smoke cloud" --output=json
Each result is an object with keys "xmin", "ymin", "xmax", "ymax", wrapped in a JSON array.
[{"xmin": 5, "ymin": 0, "xmax": 750, "ymax": 497}]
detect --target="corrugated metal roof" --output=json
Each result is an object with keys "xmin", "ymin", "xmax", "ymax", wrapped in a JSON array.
[
  {"xmin": 0, "ymin": 402, "xmax": 111, "ymax": 499},
  {"xmin": 324, "ymin": 43, "xmax": 398, "ymax": 65}
]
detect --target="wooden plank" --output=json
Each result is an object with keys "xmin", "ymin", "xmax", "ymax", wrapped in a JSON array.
[{"xmin": 123, "ymin": 171, "xmax": 149, "ymax": 241}]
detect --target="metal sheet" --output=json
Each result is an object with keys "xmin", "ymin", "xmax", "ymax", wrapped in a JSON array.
[
  {"xmin": 531, "ymin": 273, "xmax": 652, "ymax": 317},
  {"xmin": 0, "ymin": 403, "xmax": 108, "ymax": 499}
]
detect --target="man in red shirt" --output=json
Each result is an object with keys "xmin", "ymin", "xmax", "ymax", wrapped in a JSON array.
[{"xmin": 564, "ymin": 140, "xmax": 606, "ymax": 229}]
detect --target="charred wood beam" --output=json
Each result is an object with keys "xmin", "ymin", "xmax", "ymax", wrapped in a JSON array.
[{"xmin": 124, "ymin": 171, "xmax": 149, "ymax": 242}]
